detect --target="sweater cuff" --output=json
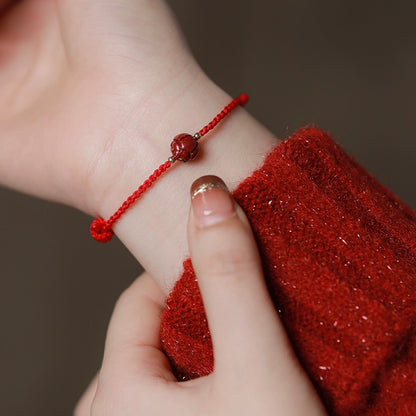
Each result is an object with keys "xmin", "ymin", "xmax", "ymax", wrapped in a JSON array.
[{"xmin": 160, "ymin": 126, "xmax": 416, "ymax": 415}]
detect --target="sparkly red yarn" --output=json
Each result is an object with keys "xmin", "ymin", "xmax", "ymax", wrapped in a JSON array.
[{"xmin": 161, "ymin": 127, "xmax": 416, "ymax": 415}]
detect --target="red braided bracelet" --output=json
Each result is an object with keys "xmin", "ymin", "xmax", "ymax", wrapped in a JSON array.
[{"xmin": 90, "ymin": 93, "xmax": 249, "ymax": 243}]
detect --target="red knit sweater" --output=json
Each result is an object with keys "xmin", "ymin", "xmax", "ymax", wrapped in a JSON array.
[{"xmin": 160, "ymin": 127, "xmax": 416, "ymax": 416}]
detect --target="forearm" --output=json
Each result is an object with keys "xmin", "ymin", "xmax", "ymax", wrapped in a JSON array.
[
  {"xmin": 89, "ymin": 71, "xmax": 280, "ymax": 293},
  {"xmin": 0, "ymin": 0, "xmax": 279, "ymax": 293}
]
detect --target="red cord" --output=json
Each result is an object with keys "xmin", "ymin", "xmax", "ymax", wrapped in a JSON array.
[
  {"xmin": 90, "ymin": 161, "xmax": 172, "ymax": 243},
  {"xmin": 90, "ymin": 93, "xmax": 249, "ymax": 243},
  {"xmin": 198, "ymin": 93, "xmax": 248, "ymax": 137}
]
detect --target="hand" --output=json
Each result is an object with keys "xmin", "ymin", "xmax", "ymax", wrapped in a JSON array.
[
  {"xmin": 75, "ymin": 175, "xmax": 326, "ymax": 416},
  {"xmin": 0, "ymin": 1, "xmax": 278, "ymax": 291},
  {"xmin": 0, "ymin": 0, "xmax": 202, "ymax": 213}
]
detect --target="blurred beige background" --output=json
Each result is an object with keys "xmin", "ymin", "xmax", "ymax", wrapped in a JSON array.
[{"xmin": 1, "ymin": 1, "xmax": 415, "ymax": 414}]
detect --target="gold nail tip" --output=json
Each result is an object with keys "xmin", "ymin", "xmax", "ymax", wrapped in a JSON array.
[{"xmin": 191, "ymin": 175, "xmax": 229, "ymax": 199}]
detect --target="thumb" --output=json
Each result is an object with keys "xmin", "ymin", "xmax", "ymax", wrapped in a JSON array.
[
  {"xmin": 99, "ymin": 272, "xmax": 175, "ymax": 384},
  {"xmin": 187, "ymin": 175, "xmax": 294, "ymax": 375}
]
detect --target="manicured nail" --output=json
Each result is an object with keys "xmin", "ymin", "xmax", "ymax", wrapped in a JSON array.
[{"xmin": 191, "ymin": 175, "xmax": 235, "ymax": 228}]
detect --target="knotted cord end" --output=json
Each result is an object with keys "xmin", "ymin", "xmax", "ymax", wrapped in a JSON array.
[
  {"xmin": 90, "ymin": 217, "xmax": 114, "ymax": 243},
  {"xmin": 238, "ymin": 93, "xmax": 249, "ymax": 106}
]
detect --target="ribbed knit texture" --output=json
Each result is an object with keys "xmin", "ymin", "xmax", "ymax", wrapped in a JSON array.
[{"xmin": 160, "ymin": 127, "xmax": 416, "ymax": 416}]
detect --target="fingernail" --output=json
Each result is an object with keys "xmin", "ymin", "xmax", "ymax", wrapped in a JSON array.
[{"xmin": 191, "ymin": 175, "xmax": 235, "ymax": 228}]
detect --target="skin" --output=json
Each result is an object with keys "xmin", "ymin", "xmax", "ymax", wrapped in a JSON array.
[
  {"xmin": 0, "ymin": 1, "xmax": 326, "ymax": 414},
  {"xmin": 75, "ymin": 177, "xmax": 326, "ymax": 415},
  {"xmin": 0, "ymin": 0, "xmax": 279, "ymax": 291}
]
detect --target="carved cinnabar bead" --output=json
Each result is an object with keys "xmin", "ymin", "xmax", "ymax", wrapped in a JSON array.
[{"xmin": 170, "ymin": 133, "xmax": 199, "ymax": 162}]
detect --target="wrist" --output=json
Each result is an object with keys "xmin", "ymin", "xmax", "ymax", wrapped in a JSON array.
[{"xmin": 88, "ymin": 72, "xmax": 280, "ymax": 293}]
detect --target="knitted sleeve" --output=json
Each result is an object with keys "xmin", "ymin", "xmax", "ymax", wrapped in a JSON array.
[{"xmin": 160, "ymin": 126, "xmax": 416, "ymax": 416}]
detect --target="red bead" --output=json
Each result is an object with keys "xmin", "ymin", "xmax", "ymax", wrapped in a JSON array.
[{"xmin": 170, "ymin": 133, "xmax": 199, "ymax": 162}]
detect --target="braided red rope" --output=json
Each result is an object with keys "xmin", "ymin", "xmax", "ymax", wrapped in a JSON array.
[{"xmin": 90, "ymin": 93, "xmax": 249, "ymax": 243}]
